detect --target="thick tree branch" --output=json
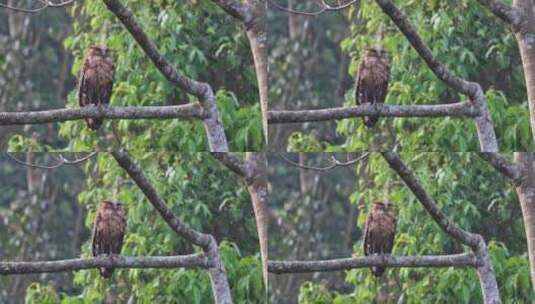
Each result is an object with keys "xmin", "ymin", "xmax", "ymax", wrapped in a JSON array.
[
  {"xmin": 268, "ymin": 102, "xmax": 479, "ymax": 123},
  {"xmin": 111, "ymin": 150, "xmax": 232, "ymax": 304},
  {"xmin": 478, "ymin": 153, "xmax": 523, "ymax": 184},
  {"xmin": 211, "ymin": 152, "xmax": 252, "ymax": 181},
  {"xmin": 103, "ymin": 0, "xmax": 228, "ymax": 151},
  {"xmin": 268, "ymin": 253, "xmax": 478, "ymax": 274},
  {"xmin": 476, "ymin": 0, "xmax": 525, "ymax": 29},
  {"xmin": 0, "ymin": 104, "xmax": 205, "ymax": 125},
  {"xmin": 382, "ymin": 152, "xmax": 501, "ymax": 303},
  {"xmin": 0, "ymin": 254, "xmax": 208, "ymax": 275},
  {"xmin": 374, "ymin": 0, "xmax": 498, "ymax": 151}
]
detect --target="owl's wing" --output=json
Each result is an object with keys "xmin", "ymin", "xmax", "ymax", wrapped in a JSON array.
[
  {"xmin": 78, "ymin": 60, "xmax": 89, "ymax": 108},
  {"xmin": 376, "ymin": 63, "xmax": 390, "ymax": 104},
  {"xmin": 355, "ymin": 64, "xmax": 365, "ymax": 106},
  {"xmin": 363, "ymin": 211, "xmax": 373, "ymax": 256},
  {"xmin": 91, "ymin": 211, "xmax": 102, "ymax": 257}
]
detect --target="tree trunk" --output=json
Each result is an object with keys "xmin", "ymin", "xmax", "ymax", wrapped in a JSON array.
[
  {"xmin": 246, "ymin": 152, "xmax": 269, "ymax": 290},
  {"xmin": 514, "ymin": 153, "xmax": 535, "ymax": 290},
  {"xmin": 513, "ymin": 0, "xmax": 535, "ymax": 141},
  {"xmin": 245, "ymin": 0, "xmax": 268, "ymax": 144}
]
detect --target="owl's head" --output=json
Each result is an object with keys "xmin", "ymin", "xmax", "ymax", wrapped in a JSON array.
[
  {"xmin": 364, "ymin": 47, "xmax": 388, "ymax": 59},
  {"xmin": 102, "ymin": 200, "xmax": 124, "ymax": 212},
  {"xmin": 88, "ymin": 45, "xmax": 114, "ymax": 59},
  {"xmin": 373, "ymin": 200, "xmax": 395, "ymax": 213}
]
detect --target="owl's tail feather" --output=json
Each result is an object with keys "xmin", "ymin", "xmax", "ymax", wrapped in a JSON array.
[
  {"xmin": 99, "ymin": 267, "xmax": 114, "ymax": 278},
  {"xmin": 371, "ymin": 266, "xmax": 385, "ymax": 277},
  {"xmin": 86, "ymin": 118, "xmax": 103, "ymax": 130},
  {"xmin": 363, "ymin": 116, "xmax": 378, "ymax": 128}
]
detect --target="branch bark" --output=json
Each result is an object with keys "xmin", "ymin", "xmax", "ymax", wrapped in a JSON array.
[
  {"xmin": 102, "ymin": 0, "xmax": 228, "ymax": 151},
  {"xmin": 381, "ymin": 152, "xmax": 501, "ymax": 304},
  {"xmin": 0, "ymin": 254, "xmax": 208, "ymax": 275},
  {"xmin": 268, "ymin": 253, "xmax": 478, "ymax": 274},
  {"xmin": 374, "ymin": 0, "xmax": 498, "ymax": 151},
  {"xmin": 111, "ymin": 150, "xmax": 232, "ymax": 304},
  {"xmin": 0, "ymin": 104, "xmax": 205, "ymax": 125},
  {"xmin": 268, "ymin": 102, "xmax": 479, "ymax": 123}
]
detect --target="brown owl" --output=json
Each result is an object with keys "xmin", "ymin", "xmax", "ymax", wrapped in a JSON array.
[
  {"xmin": 355, "ymin": 47, "xmax": 390, "ymax": 128},
  {"xmin": 78, "ymin": 45, "xmax": 115, "ymax": 130},
  {"xmin": 363, "ymin": 200, "xmax": 397, "ymax": 277},
  {"xmin": 92, "ymin": 200, "xmax": 126, "ymax": 278}
]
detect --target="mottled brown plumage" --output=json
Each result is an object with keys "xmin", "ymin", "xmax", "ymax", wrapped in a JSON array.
[
  {"xmin": 355, "ymin": 47, "xmax": 390, "ymax": 128},
  {"xmin": 363, "ymin": 200, "xmax": 397, "ymax": 277},
  {"xmin": 78, "ymin": 45, "xmax": 115, "ymax": 130},
  {"xmin": 92, "ymin": 201, "xmax": 126, "ymax": 278}
]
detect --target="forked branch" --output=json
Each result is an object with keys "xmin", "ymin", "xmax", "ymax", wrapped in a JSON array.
[{"xmin": 111, "ymin": 150, "xmax": 232, "ymax": 304}]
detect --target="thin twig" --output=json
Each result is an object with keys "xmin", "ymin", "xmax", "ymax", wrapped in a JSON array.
[
  {"xmin": 278, "ymin": 152, "xmax": 370, "ymax": 171},
  {"xmin": 6, "ymin": 152, "xmax": 97, "ymax": 169},
  {"xmin": 268, "ymin": 0, "xmax": 358, "ymax": 16}
]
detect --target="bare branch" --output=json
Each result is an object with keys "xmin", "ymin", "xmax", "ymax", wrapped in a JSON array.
[
  {"xmin": 269, "ymin": 253, "xmax": 479, "ymax": 274},
  {"xmin": 111, "ymin": 150, "xmax": 232, "ymax": 303},
  {"xmin": 278, "ymin": 152, "xmax": 370, "ymax": 171},
  {"xmin": 0, "ymin": 254, "xmax": 208, "ymax": 275},
  {"xmin": 0, "ymin": 0, "xmax": 76, "ymax": 13},
  {"xmin": 0, "ymin": 104, "xmax": 206, "ymax": 125},
  {"xmin": 478, "ymin": 153, "xmax": 523, "ymax": 184},
  {"xmin": 103, "ymin": 0, "xmax": 228, "ymax": 152},
  {"xmin": 268, "ymin": 0, "xmax": 358, "ymax": 16},
  {"xmin": 268, "ymin": 102, "xmax": 479, "ymax": 123},
  {"xmin": 374, "ymin": 0, "xmax": 498, "ymax": 151},
  {"xmin": 6, "ymin": 152, "xmax": 97, "ymax": 169},
  {"xmin": 476, "ymin": 0, "xmax": 526, "ymax": 29}
]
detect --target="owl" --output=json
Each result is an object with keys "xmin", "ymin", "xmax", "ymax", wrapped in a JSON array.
[
  {"xmin": 78, "ymin": 45, "xmax": 115, "ymax": 130},
  {"xmin": 363, "ymin": 200, "xmax": 397, "ymax": 277},
  {"xmin": 92, "ymin": 200, "xmax": 126, "ymax": 278},
  {"xmin": 355, "ymin": 47, "xmax": 390, "ymax": 128}
]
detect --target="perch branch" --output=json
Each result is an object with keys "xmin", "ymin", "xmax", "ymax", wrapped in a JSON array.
[
  {"xmin": 382, "ymin": 152, "xmax": 501, "ymax": 303},
  {"xmin": 0, "ymin": 254, "xmax": 208, "ymax": 275},
  {"xmin": 0, "ymin": 104, "xmax": 206, "ymax": 125},
  {"xmin": 268, "ymin": 253, "xmax": 479, "ymax": 274},
  {"xmin": 103, "ymin": 0, "xmax": 228, "ymax": 151},
  {"xmin": 111, "ymin": 150, "xmax": 232, "ymax": 304},
  {"xmin": 268, "ymin": 102, "xmax": 479, "ymax": 123}
]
